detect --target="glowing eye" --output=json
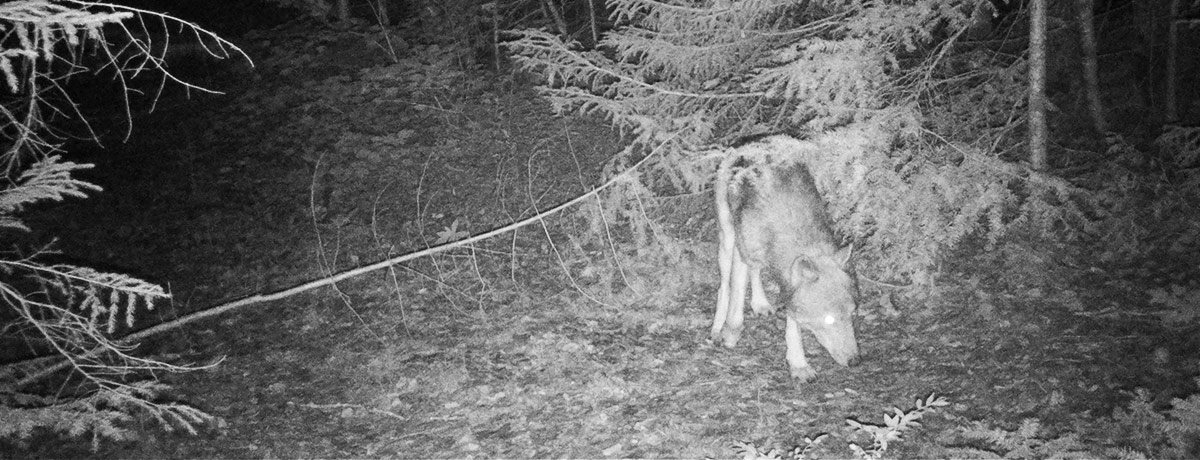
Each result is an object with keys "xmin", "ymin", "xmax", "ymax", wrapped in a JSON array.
[{"xmin": 823, "ymin": 314, "xmax": 836, "ymax": 325}]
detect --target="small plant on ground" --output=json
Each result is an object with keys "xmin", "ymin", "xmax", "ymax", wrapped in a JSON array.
[
  {"xmin": 950, "ymin": 418, "xmax": 1092, "ymax": 460},
  {"xmin": 1083, "ymin": 384, "xmax": 1200, "ymax": 460},
  {"xmin": 730, "ymin": 394, "xmax": 948, "ymax": 460},
  {"xmin": 733, "ymin": 434, "xmax": 829, "ymax": 460},
  {"xmin": 847, "ymin": 393, "xmax": 949, "ymax": 459}
]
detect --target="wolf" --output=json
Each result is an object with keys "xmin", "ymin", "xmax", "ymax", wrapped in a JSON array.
[{"xmin": 712, "ymin": 135, "xmax": 861, "ymax": 382}]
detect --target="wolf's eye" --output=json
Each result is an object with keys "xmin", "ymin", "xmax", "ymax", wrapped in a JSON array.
[{"xmin": 823, "ymin": 314, "xmax": 837, "ymax": 325}]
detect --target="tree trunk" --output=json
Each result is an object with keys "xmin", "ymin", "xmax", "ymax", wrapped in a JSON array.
[
  {"xmin": 336, "ymin": 0, "xmax": 351, "ymax": 22},
  {"xmin": 377, "ymin": 0, "xmax": 390, "ymax": 26},
  {"xmin": 1075, "ymin": 0, "xmax": 1106, "ymax": 133},
  {"xmin": 588, "ymin": 0, "xmax": 600, "ymax": 47},
  {"xmin": 540, "ymin": 0, "xmax": 569, "ymax": 42},
  {"xmin": 490, "ymin": 3, "xmax": 501, "ymax": 71},
  {"xmin": 1029, "ymin": 0, "xmax": 1048, "ymax": 170},
  {"xmin": 1165, "ymin": 0, "xmax": 1180, "ymax": 122}
]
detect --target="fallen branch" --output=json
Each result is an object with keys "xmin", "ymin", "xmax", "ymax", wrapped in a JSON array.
[{"xmin": 16, "ymin": 139, "xmax": 670, "ymax": 390}]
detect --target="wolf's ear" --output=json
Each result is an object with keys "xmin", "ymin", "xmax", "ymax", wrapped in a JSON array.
[
  {"xmin": 835, "ymin": 245, "xmax": 853, "ymax": 267},
  {"xmin": 787, "ymin": 256, "xmax": 820, "ymax": 285}
]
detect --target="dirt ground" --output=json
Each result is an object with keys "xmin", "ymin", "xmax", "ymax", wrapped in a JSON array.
[{"xmin": 8, "ymin": 20, "xmax": 1200, "ymax": 460}]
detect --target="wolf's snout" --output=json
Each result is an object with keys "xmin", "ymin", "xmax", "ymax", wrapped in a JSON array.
[
  {"xmin": 825, "ymin": 336, "xmax": 860, "ymax": 367},
  {"xmin": 841, "ymin": 353, "xmax": 860, "ymax": 367}
]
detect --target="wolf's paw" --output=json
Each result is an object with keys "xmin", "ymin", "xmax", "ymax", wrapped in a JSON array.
[
  {"xmin": 749, "ymin": 300, "xmax": 776, "ymax": 316},
  {"xmin": 719, "ymin": 326, "xmax": 742, "ymax": 348},
  {"xmin": 790, "ymin": 365, "xmax": 817, "ymax": 383}
]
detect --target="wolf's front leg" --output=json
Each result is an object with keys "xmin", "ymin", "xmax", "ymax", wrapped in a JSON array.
[
  {"xmin": 786, "ymin": 316, "xmax": 816, "ymax": 382},
  {"xmin": 748, "ymin": 266, "xmax": 774, "ymax": 316}
]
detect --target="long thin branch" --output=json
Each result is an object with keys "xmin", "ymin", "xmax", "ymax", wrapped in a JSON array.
[{"xmin": 17, "ymin": 138, "xmax": 673, "ymax": 390}]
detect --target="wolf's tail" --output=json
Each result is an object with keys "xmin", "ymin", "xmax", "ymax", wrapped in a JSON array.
[{"xmin": 714, "ymin": 152, "xmax": 739, "ymax": 234}]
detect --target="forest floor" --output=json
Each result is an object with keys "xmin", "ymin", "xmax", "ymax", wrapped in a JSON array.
[{"xmin": 8, "ymin": 20, "xmax": 1200, "ymax": 460}]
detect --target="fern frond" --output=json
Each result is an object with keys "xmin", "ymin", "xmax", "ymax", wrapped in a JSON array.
[
  {"xmin": 1106, "ymin": 447, "xmax": 1150, "ymax": 460},
  {"xmin": 51, "ymin": 263, "xmax": 168, "ymax": 333},
  {"xmin": 3, "ymin": 259, "xmax": 169, "ymax": 338},
  {"xmin": 0, "ymin": 155, "xmax": 101, "ymax": 215},
  {"xmin": 0, "ymin": 381, "xmax": 212, "ymax": 451},
  {"xmin": 753, "ymin": 38, "xmax": 887, "ymax": 118}
]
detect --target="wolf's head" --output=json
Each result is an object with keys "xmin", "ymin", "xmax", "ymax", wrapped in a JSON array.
[{"xmin": 784, "ymin": 246, "xmax": 860, "ymax": 366}]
